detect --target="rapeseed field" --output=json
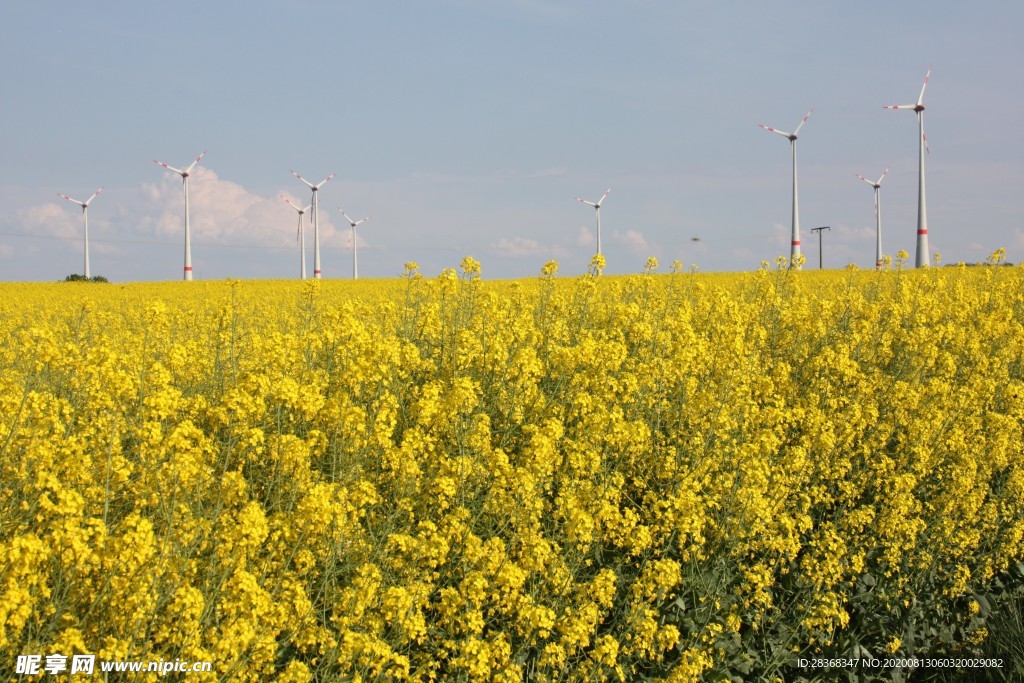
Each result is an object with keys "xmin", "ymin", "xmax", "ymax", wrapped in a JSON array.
[{"xmin": 1, "ymin": 256, "xmax": 1022, "ymax": 681}]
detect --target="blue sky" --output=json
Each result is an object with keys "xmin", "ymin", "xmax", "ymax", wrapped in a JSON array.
[{"xmin": 1, "ymin": 1, "xmax": 1021, "ymax": 281}]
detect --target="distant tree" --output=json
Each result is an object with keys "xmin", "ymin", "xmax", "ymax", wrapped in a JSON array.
[{"xmin": 63, "ymin": 274, "xmax": 109, "ymax": 283}]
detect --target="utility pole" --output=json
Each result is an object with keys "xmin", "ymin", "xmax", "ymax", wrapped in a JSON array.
[{"xmin": 811, "ymin": 226, "xmax": 831, "ymax": 269}]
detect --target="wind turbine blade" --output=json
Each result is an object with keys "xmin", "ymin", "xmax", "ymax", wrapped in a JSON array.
[
  {"xmin": 317, "ymin": 173, "xmax": 336, "ymax": 189},
  {"xmin": 598, "ymin": 187, "xmax": 611, "ymax": 205},
  {"xmin": 923, "ymin": 131, "xmax": 930, "ymax": 155},
  {"xmin": 877, "ymin": 168, "xmax": 889, "ymax": 186},
  {"xmin": 759, "ymin": 124, "xmax": 794, "ymax": 138},
  {"xmin": 57, "ymin": 193, "xmax": 85, "ymax": 207},
  {"xmin": 576, "ymin": 197, "xmax": 597, "ymax": 207},
  {"xmin": 340, "ymin": 208, "xmax": 370, "ymax": 228},
  {"xmin": 290, "ymin": 170, "xmax": 315, "ymax": 189},
  {"xmin": 83, "ymin": 187, "xmax": 103, "ymax": 206},
  {"xmin": 154, "ymin": 159, "xmax": 185, "ymax": 175},
  {"xmin": 855, "ymin": 174, "xmax": 875, "ymax": 186},
  {"xmin": 882, "ymin": 105, "xmax": 917, "ymax": 110},
  {"xmin": 184, "ymin": 150, "xmax": 207, "ymax": 174},
  {"xmin": 793, "ymin": 108, "xmax": 813, "ymax": 136},
  {"xmin": 282, "ymin": 194, "xmax": 301, "ymax": 211},
  {"xmin": 917, "ymin": 67, "xmax": 931, "ymax": 107}
]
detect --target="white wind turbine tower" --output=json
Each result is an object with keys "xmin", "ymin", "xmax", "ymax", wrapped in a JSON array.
[
  {"xmin": 760, "ymin": 109, "xmax": 813, "ymax": 268},
  {"xmin": 57, "ymin": 186, "xmax": 103, "ymax": 279},
  {"xmin": 283, "ymin": 195, "xmax": 312, "ymax": 280},
  {"xmin": 856, "ymin": 168, "xmax": 889, "ymax": 269},
  {"xmin": 884, "ymin": 67, "xmax": 932, "ymax": 268},
  {"xmin": 290, "ymin": 170, "xmax": 335, "ymax": 279},
  {"xmin": 338, "ymin": 209, "xmax": 371, "ymax": 279},
  {"xmin": 575, "ymin": 187, "xmax": 611, "ymax": 256},
  {"xmin": 153, "ymin": 150, "xmax": 206, "ymax": 280}
]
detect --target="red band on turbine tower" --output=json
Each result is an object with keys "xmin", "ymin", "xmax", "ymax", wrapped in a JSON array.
[
  {"xmin": 184, "ymin": 266, "xmax": 193, "ymax": 271},
  {"xmin": 314, "ymin": 269, "xmax": 321, "ymax": 275},
  {"xmin": 792, "ymin": 240, "xmax": 801, "ymax": 246},
  {"xmin": 917, "ymin": 229, "xmax": 928, "ymax": 235}
]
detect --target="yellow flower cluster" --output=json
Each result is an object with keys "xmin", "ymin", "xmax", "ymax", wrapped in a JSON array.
[{"xmin": 1, "ymin": 262, "xmax": 1022, "ymax": 680}]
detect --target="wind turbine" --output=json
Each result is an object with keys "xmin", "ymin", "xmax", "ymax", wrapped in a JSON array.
[
  {"xmin": 760, "ymin": 109, "xmax": 813, "ymax": 268},
  {"xmin": 338, "ymin": 209, "xmax": 371, "ymax": 279},
  {"xmin": 290, "ymin": 170, "xmax": 335, "ymax": 279},
  {"xmin": 576, "ymin": 187, "xmax": 611, "ymax": 256},
  {"xmin": 153, "ymin": 150, "xmax": 206, "ymax": 280},
  {"xmin": 57, "ymin": 186, "xmax": 103, "ymax": 279},
  {"xmin": 856, "ymin": 168, "xmax": 889, "ymax": 269},
  {"xmin": 884, "ymin": 67, "xmax": 931, "ymax": 268},
  {"xmin": 283, "ymin": 195, "xmax": 312, "ymax": 280}
]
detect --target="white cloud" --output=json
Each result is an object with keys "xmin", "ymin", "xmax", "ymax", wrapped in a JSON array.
[
  {"xmin": 11, "ymin": 201, "xmax": 122, "ymax": 259},
  {"xmin": 494, "ymin": 236, "xmax": 541, "ymax": 257},
  {"xmin": 18, "ymin": 202, "xmax": 78, "ymax": 238},
  {"xmin": 612, "ymin": 229, "xmax": 655, "ymax": 255},
  {"xmin": 340, "ymin": 228, "xmax": 372, "ymax": 251},
  {"xmin": 492, "ymin": 237, "xmax": 570, "ymax": 260},
  {"xmin": 140, "ymin": 166, "xmax": 342, "ymax": 248},
  {"xmin": 576, "ymin": 226, "xmax": 594, "ymax": 247}
]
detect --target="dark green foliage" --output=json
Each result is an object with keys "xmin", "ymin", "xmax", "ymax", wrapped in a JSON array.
[{"xmin": 63, "ymin": 274, "xmax": 109, "ymax": 283}]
